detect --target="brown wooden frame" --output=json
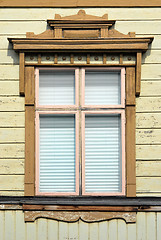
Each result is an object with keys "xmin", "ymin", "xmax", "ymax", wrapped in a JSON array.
[{"xmin": 9, "ymin": 10, "xmax": 153, "ymax": 197}]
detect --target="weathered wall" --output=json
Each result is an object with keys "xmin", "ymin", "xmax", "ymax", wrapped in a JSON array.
[
  {"xmin": 0, "ymin": 8, "xmax": 161, "ymax": 195},
  {"xmin": 0, "ymin": 211, "xmax": 160, "ymax": 240}
]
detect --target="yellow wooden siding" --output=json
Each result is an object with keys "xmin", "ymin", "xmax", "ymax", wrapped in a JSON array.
[
  {"xmin": 0, "ymin": 211, "xmax": 160, "ymax": 240},
  {"xmin": 0, "ymin": 8, "xmax": 160, "ymax": 195}
]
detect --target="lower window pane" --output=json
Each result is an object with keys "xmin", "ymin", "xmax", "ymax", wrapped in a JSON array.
[
  {"xmin": 85, "ymin": 114, "xmax": 122, "ymax": 193},
  {"xmin": 39, "ymin": 115, "xmax": 75, "ymax": 193}
]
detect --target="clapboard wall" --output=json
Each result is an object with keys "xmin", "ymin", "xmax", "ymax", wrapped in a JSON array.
[
  {"xmin": 0, "ymin": 8, "xmax": 161, "ymax": 196},
  {"xmin": 0, "ymin": 211, "xmax": 160, "ymax": 240}
]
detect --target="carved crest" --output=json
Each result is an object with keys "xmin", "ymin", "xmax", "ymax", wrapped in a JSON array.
[{"xmin": 26, "ymin": 10, "xmax": 136, "ymax": 39}]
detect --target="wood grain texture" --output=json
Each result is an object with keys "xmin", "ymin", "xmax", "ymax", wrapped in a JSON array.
[
  {"xmin": 15, "ymin": 211, "xmax": 26, "ymax": 240},
  {"xmin": 136, "ymin": 145, "xmax": 161, "ymax": 160},
  {"xmin": 0, "ymin": 175, "xmax": 24, "ymax": 190},
  {"xmin": 25, "ymin": 106, "xmax": 35, "ymax": 196},
  {"xmin": 22, "ymin": 205, "xmax": 138, "ymax": 211},
  {"xmin": 126, "ymin": 67, "xmax": 135, "ymax": 105},
  {"xmin": 48, "ymin": 220, "xmax": 58, "ymax": 240},
  {"xmin": 0, "ymin": 81, "xmax": 19, "ymax": 96},
  {"xmin": 0, "ymin": 144, "xmax": 24, "ymax": 159},
  {"xmin": 0, "ymin": 211, "xmax": 159, "ymax": 240},
  {"xmin": 136, "ymin": 97, "xmax": 161, "ymax": 112},
  {"xmin": 136, "ymin": 113, "xmax": 161, "ymax": 129},
  {"xmin": 0, "ymin": 0, "xmax": 161, "ymax": 7},
  {"xmin": 126, "ymin": 106, "xmax": 136, "ymax": 197},
  {"xmin": 25, "ymin": 66, "xmax": 35, "ymax": 105},
  {"xmin": 140, "ymin": 81, "xmax": 161, "ymax": 96},
  {"xmin": 0, "ymin": 159, "xmax": 24, "ymax": 174},
  {"xmin": 136, "ymin": 161, "xmax": 161, "ymax": 177},
  {"xmin": 136, "ymin": 52, "xmax": 142, "ymax": 96},
  {"xmin": 19, "ymin": 52, "xmax": 25, "ymax": 95},
  {"xmin": 0, "ymin": 112, "xmax": 25, "ymax": 127},
  {"xmin": 137, "ymin": 177, "xmax": 161, "ymax": 192},
  {"xmin": 1, "ymin": 9, "xmax": 161, "ymax": 21},
  {"xmin": 0, "ymin": 128, "xmax": 24, "ymax": 143},
  {"xmin": 136, "ymin": 129, "xmax": 161, "ymax": 144},
  {"xmin": 0, "ymin": 97, "xmax": 24, "ymax": 111},
  {"xmin": 0, "ymin": 65, "xmax": 19, "ymax": 79},
  {"xmin": 141, "ymin": 64, "xmax": 161, "ymax": 79},
  {"xmin": 24, "ymin": 211, "xmax": 136, "ymax": 223},
  {"xmin": 0, "ymin": 50, "xmax": 18, "ymax": 64}
]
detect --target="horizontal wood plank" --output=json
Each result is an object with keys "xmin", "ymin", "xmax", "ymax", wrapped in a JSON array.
[
  {"xmin": 0, "ymin": 8, "xmax": 161, "ymax": 20},
  {"xmin": 0, "ymin": 112, "xmax": 25, "ymax": 127},
  {"xmin": 0, "ymin": 0, "xmax": 161, "ymax": 7},
  {"xmin": 142, "ymin": 50, "xmax": 161, "ymax": 64},
  {"xmin": 141, "ymin": 64, "xmax": 161, "ymax": 79},
  {"xmin": 140, "ymin": 81, "xmax": 161, "ymax": 96},
  {"xmin": 0, "ymin": 128, "xmax": 25, "ymax": 143},
  {"xmin": 137, "ymin": 177, "xmax": 161, "ymax": 192},
  {"xmin": 0, "ymin": 191, "xmax": 24, "ymax": 196},
  {"xmin": 136, "ymin": 113, "xmax": 161, "ymax": 128},
  {"xmin": 0, "ymin": 65, "xmax": 19, "ymax": 79},
  {"xmin": 137, "ymin": 193, "xmax": 161, "ymax": 196},
  {"xmin": 0, "ymin": 97, "xmax": 24, "ymax": 111},
  {"xmin": 0, "ymin": 175, "xmax": 24, "ymax": 190},
  {"xmin": 0, "ymin": 21, "xmax": 46, "ymax": 34},
  {"xmin": 0, "ymin": 21, "xmax": 160, "ymax": 35},
  {"xmin": 136, "ymin": 161, "xmax": 161, "ymax": 177},
  {"xmin": 0, "ymin": 81, "xmax": 19, "ymax": 95},
  {"xmin": 0, "ymin": 36, "xmax": 26, "ymax": 50},
  {"xmin": 136, "ymin": 145, "xmax": 161, "ymax": 160},
  {"xmin": 0, "ymin": 159, "xmax": 24, "ymax": 174},
  {"xmin": 136, "ymin": 97, "xmax": 161, "ymax": 112},
  {"xmin": 0, "ymin": 50, "xmax": 18, "ymax": 64},
  {"xmin": 115, "ymin": 21, "xmax": 161, "ymax": 34},
  {"xmin": 136, "ymin": 129, "xmax": 161, "ymax": 144},
  {"xmin": 0, "ymin": 144, "xmax": 24, "ymax": 158}
]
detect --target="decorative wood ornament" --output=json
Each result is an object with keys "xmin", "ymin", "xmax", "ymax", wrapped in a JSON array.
[{"xmin": 24, "ymin": 211, "xmax": 137, "ymax": 223}]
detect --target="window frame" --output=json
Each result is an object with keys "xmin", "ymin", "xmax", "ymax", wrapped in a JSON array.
[
  {"xmin": 35, "ymin": 110, "xmax": 80, "ymax": 196},
  {"xmin": 81, "ymin": 67, "xmax": 125, "ymax": 109},
  {"xmin": 35, "ymin": 67, "xmax": 126, "ymax": 196},
  {"xmin": 35, "ymin": 67, "xmax": 79, "ymax": 109},
  {"xmin": 81, "ymin": 110, "xmax": 125, "ymax": 196}
]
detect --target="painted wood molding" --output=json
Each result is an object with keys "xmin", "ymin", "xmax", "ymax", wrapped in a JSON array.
[{"xmin": 24, "ymin": 210, "xmax": 137, "ymax": 223}]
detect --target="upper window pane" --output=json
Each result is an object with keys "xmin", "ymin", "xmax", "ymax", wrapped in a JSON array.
[
  {"xmin": 39, "ymin": 69, "xmax": 75, "ymax": 105},
  {"xmin": 85, "ymin": 71, "xmax": 121, "ymax": 105}
]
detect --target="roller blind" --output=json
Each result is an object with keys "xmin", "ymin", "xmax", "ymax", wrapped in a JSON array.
[
  {"xmin": 39, "ymin": 115, "xmax": 76, "ymax": 193},
  {"xmin": 85, "ymin": 71, "xmax": 121, "ymax": 105},
  {"xmin": 39, "ymin": 70, "xmax": 75, "ymax": 105},
  {"xmin": 85, "ymin": 114, "xmax": 122, "ymax": 193}
]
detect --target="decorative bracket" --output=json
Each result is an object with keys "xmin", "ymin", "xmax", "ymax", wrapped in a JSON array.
[{"xmin": 24, "ymin": 210, "xmax": 136, "ymax": 223}]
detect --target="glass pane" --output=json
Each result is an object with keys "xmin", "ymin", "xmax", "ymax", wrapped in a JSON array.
[
  {"xmin": 39, "ymin": 115, "xmax": 75, "ymax": 193},
  {"xmin": 85, "ymin": 71, "xmax": 121, "ymax": 105},
  {"xmin": 85, "ymin": 114, "xmax": 122, "ymax": 193},
  {"xmin": 39, "ymin": 70, "xmax": 75, "ymax": 105}
]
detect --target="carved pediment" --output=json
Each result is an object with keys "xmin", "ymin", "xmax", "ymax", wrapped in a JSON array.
[
  {"xmin": 54, "ymin": 9, "xmax": 108, "ymax": 20},
  {"xmin": 25, "ymin": 10, "xmax": 137, "ymax": 39}
]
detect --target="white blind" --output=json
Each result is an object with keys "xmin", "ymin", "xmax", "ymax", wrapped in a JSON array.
[
  {"xmin": 85, "ymin": 71, "xmax": 121, "ymax": 105},
  {"xmin": 85, "ymin": 114, "xmax": 122, "ymax": 193},
  {"xmin": 39, "ymin": 70, "xmax": 75, "ymax": 105},
  {"xmin": 39, "ymin": 115, "xmax": 76, "ymax": 193}
]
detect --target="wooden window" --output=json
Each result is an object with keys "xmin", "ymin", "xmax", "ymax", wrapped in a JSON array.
[{"xmin": 35, "ymin": 67, "xmax": 126, "ymax": 196}]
